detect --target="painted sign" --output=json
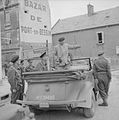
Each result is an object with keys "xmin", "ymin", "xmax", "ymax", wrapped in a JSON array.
[
  {"xmin": 0, "ymin": 24, "xmax": 2, "ymax": 81},
  {"xmin": 19, "ymin": 0, "xmax": 52, "ymax": 43}
]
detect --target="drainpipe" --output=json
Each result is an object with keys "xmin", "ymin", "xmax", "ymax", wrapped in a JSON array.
[
  {"xmin": 46, "ymin": 40, "xmax": 50, "ymax": 71},
  {"xmin": 0, "ymin": 0, "xmax": 6, "ymax": 84}
]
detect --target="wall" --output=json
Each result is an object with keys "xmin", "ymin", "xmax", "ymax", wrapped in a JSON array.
[
  {"xmin": 0, "ymin": 3, "xmax": 20, "ymax": 64},
  {"xmin": 52, "ymin": 25, "xmax": 119, "ymax": 59}
]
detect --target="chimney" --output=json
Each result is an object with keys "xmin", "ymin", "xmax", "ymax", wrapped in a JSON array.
[{"xmin": 87, "ymin": 4, "xmax": 94, "ymax": 16}]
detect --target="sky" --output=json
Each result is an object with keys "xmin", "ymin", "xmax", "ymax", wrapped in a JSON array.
[{"xmin": 48, "ymin": 0, "xmax": 119, "ymax": 26}]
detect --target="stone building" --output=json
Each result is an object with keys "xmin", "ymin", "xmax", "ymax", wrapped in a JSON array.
[
  {"xmin": 0, "ymin": 0, "xmax": 19, "ymax": 65},
  {"xmin": 52, "ymin": 4, "xmax": 119, "ymax": 66}
]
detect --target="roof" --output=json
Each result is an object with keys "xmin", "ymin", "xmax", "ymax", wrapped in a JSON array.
[{"xmin": 52, "ymin": 6, "xmax": 119, "ymax": 34}]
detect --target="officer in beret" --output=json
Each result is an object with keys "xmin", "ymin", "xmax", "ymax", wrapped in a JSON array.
[
  {"xmin": 54, "ymin": 37, "xmax": 81, "ymax": 69},
  {"xmin": 7, "ymin": 55, "xmax": 22, "ymax": 104},
  {"xmin": 25, "ymin": 59, "xmax": 35, "ymax": 72},
  {"xmin": 93, "ymin": 51, "xmax": 111, "ymax": 106}
]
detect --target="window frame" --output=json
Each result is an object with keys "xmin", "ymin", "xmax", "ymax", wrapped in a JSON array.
[{"xmin": 96, "ymin": 31, "xmax": 104, "ymax": 44}]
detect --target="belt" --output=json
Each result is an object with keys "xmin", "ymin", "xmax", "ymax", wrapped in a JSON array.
[{"xmin": 97, "ymin": 71, "xmax": 107, "ymax": 73}]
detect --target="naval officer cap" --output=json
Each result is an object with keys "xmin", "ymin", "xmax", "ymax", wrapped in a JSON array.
[
  {"xmin": 11, "ymin": 55, "xmax": 19, "ymax": 63},
  {"xmin": 40, "ymin": 52, "xmax": 46, "ymax": 58},
  {"xmin": 58, "ymin": 37, "xmax": 65, "ymax": 42}
]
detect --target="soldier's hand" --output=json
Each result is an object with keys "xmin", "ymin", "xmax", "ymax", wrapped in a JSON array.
[
  {"xmin": 76, "ymin": 45, "xmax": 81, "ymax": 49},
  {"xmin": 95, "ymin": 79, "xmax": 98, "ymax": 84}
]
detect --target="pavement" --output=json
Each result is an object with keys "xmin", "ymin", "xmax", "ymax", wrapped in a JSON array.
[
  {"xmin": 0, "ymin": 103, "xmax": 24, "ymax": 120},
  {"xmin": 0, "ymin": 77, "xmax": 11, "ymax": 98}
]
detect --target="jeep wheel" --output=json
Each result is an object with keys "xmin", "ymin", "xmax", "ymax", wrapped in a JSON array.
[
  {"xmin": 83, "ymin": 93, "xmax": 95, "ymax": 118},
  {"xmin": 29, "ymin": 106, "xmax": 42, "ymax": 115}
]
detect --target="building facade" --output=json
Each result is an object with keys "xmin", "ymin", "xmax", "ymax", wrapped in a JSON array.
[
  {"xmin": 0, "ymin": 0, "xmax": 52, "ymax": 66},
  {"xmin": 0, "ymin": 0, "xmax": 19, "ymax": 65},
  {"xmin": 52, "ymin": 5, "xmax": 119, "ymax": 63}
]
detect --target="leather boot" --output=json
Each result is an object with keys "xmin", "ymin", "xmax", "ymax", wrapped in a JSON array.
[{"xmin": 98, "ymin": 98, "xmax": 108, "ymax": 106}]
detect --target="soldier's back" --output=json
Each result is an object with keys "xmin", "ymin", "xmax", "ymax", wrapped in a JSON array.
[
  {"xmin": 94, "ymin": 57, "xmax": 108, "ymax": 72},
  {"xmin": 7, "ymin": 66, "xmax": 15, "ymax": 78}
]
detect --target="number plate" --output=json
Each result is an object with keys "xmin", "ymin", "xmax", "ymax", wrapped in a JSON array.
[
  {"xmin": 39, "ymin": 103, "xmax": 49, "ymax": 108},
  {"xmin": 36, "ymin": 95, "xmax": 55, "ymax": 100}
]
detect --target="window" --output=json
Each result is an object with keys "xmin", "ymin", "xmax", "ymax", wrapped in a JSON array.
[
  {"xmin": 96, "ymin": 32, "xmax": 104, "ymax": 44},
  {"xmin": 5, "ymin": 11, "xmax": 11, "ymax": 26}
]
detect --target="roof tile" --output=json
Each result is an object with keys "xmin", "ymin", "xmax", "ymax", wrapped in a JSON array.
[{"xmin": 52, "ymin": 6, "xmax": 119, "ymax": 34}]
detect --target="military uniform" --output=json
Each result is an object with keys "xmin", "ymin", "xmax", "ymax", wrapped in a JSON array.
[
  {"xmin": 35, "ymin": 60, "xmax": 47, "ymax": 71},
  {"xmin": 7, "ymin": 65, "xmax": 22, "ymax": 104},
  {"xmin": 19, "ymin": 62, "xmax": 25, "ymax": 100},
  {"xmin": 25, "ymin": 65, "xmax": 35, "ymax": 72},
  {"xmin": 54, "ymin": 37, "xmax": 80, "ymax": 69},
  {"xmin": 35, "ymin": 52, "xmax": 47, "ymax": 71},
  {"xmin": 93, "ymin": 53, "xmax": 111, "ymax": 106}
]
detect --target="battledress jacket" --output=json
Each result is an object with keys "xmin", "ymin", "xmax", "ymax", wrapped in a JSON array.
[
  {"xmin": 93, "ymin": 56, "xmax": 111, "ymax": 81},
  {"xmin": 7, "ymin": 65, "xmax": 22, "ymax": 91}
]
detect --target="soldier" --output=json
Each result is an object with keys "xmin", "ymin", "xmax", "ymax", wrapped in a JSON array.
[
  {"xmin": 54, "ymin": 37, "xmax": 80, "ymax": 69},
  {"xmin": 19, "ymin": 60, "xmax": 25, "ymax": 100},
  {"xmin": 7, "ymin": 55, "xmax": 22, "ymax": 104},
  {"xmin": 93, "ymin": 51, "xmax": 111, "ymax": 106},
  {"xmin": 19, "ymin": 60, "xmax": 25, "ymax": 74},
  {"xmin": 25, "ymin": 59, "xmax": 35, "ymax": 72},
  {"xmin": 35, "ymin": 52, "xmax": 47, "ymax": 71}
]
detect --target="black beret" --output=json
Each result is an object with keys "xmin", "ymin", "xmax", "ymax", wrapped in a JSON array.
[
  {"xmin": 98, "ymin": 51, "xmax": 104, "ymax": 56},
  {"xmin": 11, "ymin": 55, "xmax": 19, "ymax": 63},
  {"xmin": 58, "ymin": 37, "xmax": 65, "ymax": 42}
]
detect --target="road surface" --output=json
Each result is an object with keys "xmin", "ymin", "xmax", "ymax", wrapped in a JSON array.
[{"xmin": 34, "ymin": 70, "xmax": 119, "ymax": 120}]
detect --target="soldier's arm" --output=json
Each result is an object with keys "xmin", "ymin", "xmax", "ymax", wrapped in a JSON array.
[
  {"xmin": 7, "ymin": 70, "xmax": 17, "ymax": 90},
  {"xmin": 25, "ymin": 66, "xmax": 29, "ymax": 72},
  {"xmin": 92, "ymin": 62, "xmax": 98, "ymax": 79},
  {"xmin": 54, "ymin": 46, "xmax": 57, "ymax": 56},
  {"xmin": 106, "ymin": 62, "xmax": 112, "ymax": 80},
  {"xmin": 32, "ymin": 65, "xmax": 36, "ymax": 71},
  {"xmin": 53, "ymin": 46, "xmax": 58, "ymax": 64},
  {"xmin": 68, "ymin": 44, "xmax": 81, "ymax": 49}
]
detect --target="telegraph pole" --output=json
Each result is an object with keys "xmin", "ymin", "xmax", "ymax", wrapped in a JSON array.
[
  {"xmin": 0, "ymin": 0, "xmax": 5, "ymax": 84},
  {"xmin": 0, "ymin": 24, "xmax": 2, "ymax": 84},
  {"xmin": 46, "ymin": 40, "xmax": 50, "ymax": 71}
]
